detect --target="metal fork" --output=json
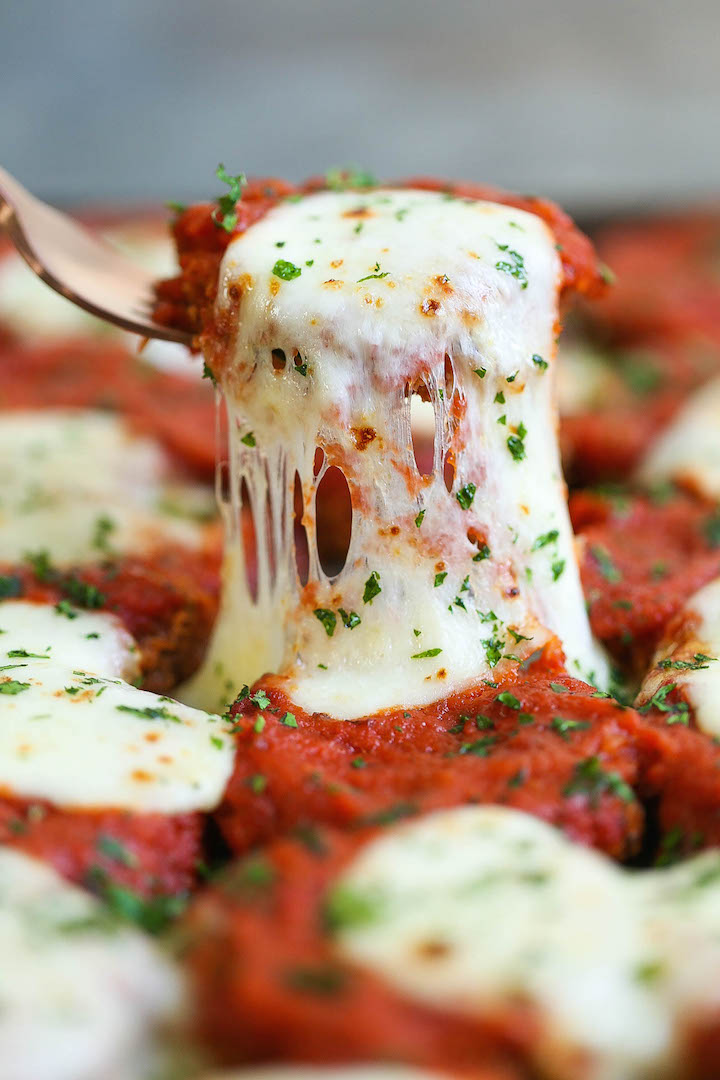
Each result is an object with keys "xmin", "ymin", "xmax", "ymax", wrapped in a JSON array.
[{"xmin": 0, "ymin": 166, "xmax": 191, "ymax": 345}]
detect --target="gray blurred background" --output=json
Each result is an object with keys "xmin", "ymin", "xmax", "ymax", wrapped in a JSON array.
[{"xmin": 2, "ymin": 0, "xmax": 719, "ymax": 215}]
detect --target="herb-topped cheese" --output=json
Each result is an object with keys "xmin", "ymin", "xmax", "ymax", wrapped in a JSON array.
[
  {"xmin": 332, "ymin": 804, "xmax": 720, "ymax": 1079},
  {"xmin": 0, "ymin": 600, "xmax": 140, "ymax": 679},
  {"xmin": 0, "ymin": 410, "xmax": 213, "ymax": 566},
  {"xmin": 0, "ymin": 601, "xmax": 234, "ymax": 814},
  {"xmin": 637, "ymin": 576, "xmax": 720, "ymax": 735},
  {"xmin": 184, "ymin": 188, "xmax": 607, "ymax": 717},
  {"xmin": 0, "ymin": 846, "xmax": 181, "ymax": 1080}
]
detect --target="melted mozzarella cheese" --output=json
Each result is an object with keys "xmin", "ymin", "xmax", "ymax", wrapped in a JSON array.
[
  {"xmin": 637, "ymin": 576, "xmax": 720, "ymax": 736},
  {"xmin": 0, "ymin": 847, "xmax": 181, "ymax": 1080},
  {"xmin": 332, "ymin": 805, "xmax": 720, "ymax": 1080},
  {"xmin": 637, "ymin": 374, "xmax": 720, "ymax": 499},
  {"xmin": 0, "ymin": 601, "xmax": 234, "ymax": 814},
  {"xmin": 185, "ymin": 189, "xmax": 606, "ymax": 716},
  {"xmin": 0, "ymin": 600, "xmax": 140, "ymax": 680},
  {"xmin": 0, "ymin": 410, "xmax": 212, "ymax": 565}
]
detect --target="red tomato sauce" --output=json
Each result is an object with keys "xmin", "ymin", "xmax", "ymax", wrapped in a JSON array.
[
  {"xmin": 0, "ymin": 336, "xmax": 216, "ymax": 479},
  {"xmin": 571, "ymin": 489, "xmax": 720, "ymax": 675},
  {"xmin": 0, "ymin": 795, "xmax": 202, "ymax": 900},
  {"xmin": 1, "ymin": 551, "xmax": 221, "ymax": 694},
  {"xmin": 217, "ymin": 654, "xmax": 645, "ymax": 863},
  {"xmin": 182, "ymin": 826, "xmax": 537, "ymax": 1077}
]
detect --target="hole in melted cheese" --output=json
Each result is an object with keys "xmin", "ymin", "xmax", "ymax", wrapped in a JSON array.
[
  {"xmin": 332, "ymin": 804, "xmax": 720, "ymax": 1080},
  {"xmin": 182, "ymin": 189, "xmax": 607, "ymax": 717}
]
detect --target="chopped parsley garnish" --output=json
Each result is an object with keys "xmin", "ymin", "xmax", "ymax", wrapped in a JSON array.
[
  {"xmin": 249, "ymin": 774, "xmax": 267, "ymax": 794},
  {"xmin": 7, "ymin": 649, "xmax": 47, "ymax": 659},
  {"xmin": 532, "ymin": 354, "xmax": 548, "ymax": 371},
  {"xmin": 495, "ymin": 691, "xmax": 521, "ymax": 710},
  {"xmin": 456, "ymin": 483, "xmax": 476, "ymax": 510},
  {"xmin": 473, "ymin": 543, "xmax": 491, "ymax": 562},
  {"xmin": 494, "ymin": 391, "xmax": 505, "ymax": 404},
  {"xmin": 202, "ymin": 361, "xmax": 217, "ymax": 386},
  {"xmin": 279, "ymin": 712, "xmax": 298, "ymax": 728},
  {"xmin": 97, "ymin": 834, "xmax": 137, "ymax": 867},
  {"xmin": 589, "ymin": 544, "xmax": 622, "ymax": 583},
  {"xmin": 495, "ymin": 244, "xmax": 528, "ymax": 288},
  {"xmin": 25, "ymin": 549, "xmax": 54, "ymax": 582},
  {"xmin": 116, "ymin": 704, "xmax": 181, "ymax": 722},
  {"xmin": 338, "ymin": 608, "xmax": 361, "ymax": 629},
  {"xmin": 241, "ymin": 432, "xmax": 256, "ymax": 447},
  {"xmin": 213, "ymin": 163, "xmax": 247, "ymax": 233},
  {"xmin": 415, "ymin": 509, "xmax": 426, "ymax": 528},
  {"xmin": 434, "ymin": 571, "xmax": 447, "ymax": 587},
  {"xmin": 61, "ymin": 577, "xmax": 106, "ymax": 610},
  {"xmin": 250, "ymin": 689, "xmax": 271, "ymax": 709},
  {"xmin": 473, "ymin": 367, "xmax": 487, "ymax": 379},
  {"xmin": 0, "ymin": 575, "xmax": 21, "ymax": 599},
  {"xmin": 508, "ymin": 628, "xmax": 531, "ymax": 644},
  {"xmin": 363, "ymin": 571, "xmax": 381, "ymax": 604},
  {"xmin": 0, "ymin": 680, "xmax": 30, "ymax": 695},
  {"xmin": 506, "ymin": 423, "xmax": 527, "ymax": 462},
  {"xmin": 253, "ymin": 716, "xmax": 265, "ymax": 734},
  {"xmin": 357, "ymin": 263, "xmax": 390, "ymax": 283},
  {"xmin": 313, "ymin": 609, "xmax": 337, "ymax": 637},
  {"xmin": 324, "ymin": 885, "xmax": 379, "ymax": 931},
  {"xmin": 550, "ymin": 682, "xmax": 568, "ymax": 693},
  {"xmin": 92, "ymin": 514, "xmax": 116, "ymax": 553},
  {"xmin": 411, "ymin": 648, "xmax": 442, "ymax": 659},
  {"xmin": 482, "ymin": 637, "xmax": 504, "ymax": 667},
  {"xmin": 458, "ymin": 736, "xmax": 498, "ymax": 757},
  {"xmin": 551, "ymin": 716, "xmax": 590, "ymax": 740},
  {"xmin": 658, "ymin": 653, "xmax": 716, "ymax": 671},
  {"xmin": 532, "ymin": 529, "xmax": 559, "ymax": 550},
  {"xmin": 564, "ymin": 756, "xmax": 634, "ymax": 805},
  {"xmin": 54, "ymin": 600, "xmax": 78, "ymax": 620},
  {"xmin": 552, "ymin": 559, "xmax": 565, "ymax": 581},
  {"xmin": 273, "ymin": 259, "xmax": 302, "ymax": 280},
  {"xmin": 210, "ymin": 735, "xmax": 224, "ymax": 750},
  {"xmin": 350, "ymin": 756, "xmax": 366, "ymax": 769},
  {"xmin": 325, "ymin": 167, "xmax": 377, "ymax": 191},
  {"xmin": 294, "ymin": 355, "xmax": 308, "ymax": 376}
]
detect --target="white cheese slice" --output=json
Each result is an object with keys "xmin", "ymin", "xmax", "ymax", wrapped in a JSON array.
[
  {"xmin": 184, "ymin": 188, "xmax": 607, "ymax": 716},
  {"xmin": 637, "ymin": 576, "xmax": 720, "ymax": 736},
  {"xmin": 0, "ymin": 409, "xmax": 212, "ymax": 565},
  {"xmin": 636, "ymin": 374, "xmax": 720, "ymax": 499},
  {"xmin": 333, "ymin": 805, "xmax": 720, "ymax": 1080},
  {"xmin": 0, "ymin": 600, "xmax": 140, "ymax": 680},
  {"xmin": 0, "ymin": 847, "xmax": 181, "ymax": 1080},
  {"xmin": 0, "ymin": 659, "xmax": 233, "ymax": 813}
]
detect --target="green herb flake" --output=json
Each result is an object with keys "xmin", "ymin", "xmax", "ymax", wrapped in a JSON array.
[
  {"xmin": 241, "ymin": 432, "xmax": 256, "ymax": 447},
  {"xmin": 495, "ymin": 691, "xmax": 521, "ymax": 710},
  {"xmin": 532, "ymin": 354, "xmax": 549, "ymax": 371},
  {"xmin": 564, "ymin": 756, "xmax": 634, "ymax": 806},
  {"xmin": 551, "ymin": 716, "xmax": 590, "ymax": 740},
  {"xmin": 272, "ymin": 259, "xmax": 302, "ymax": 281},
  {"xmin": 495, "ymin": 244, "xmax": 528, "ymax": 288},
  {"xmin": 532, "ymin": 529, "xmax": 559, "ymax": 550},
  {"xmin": 456, "ymin": 483, "xmax": 476, "ymax": 510},
  {"xmin": 415, "ymin": 509, "xmax": 426, "ymax": 528},
  {"xmin": 338, "ymin": 608, "xmax": 361, "ymax": 629},
  {"xmin": 0, "ymin": 680, "xmax": 30, "ymax": 695},
  {"xmin": 363, "ymin": 571, "xmax": 382, "ymax": 604},
  {"xmin": 213, "ymin": 163, "xmax": 247, "ymax": 233},
  {"xmin": 411, "ymin": 648, "xmax": 442, "ymax": 659},
  {"xmin": 313, "ymin": 609, "xmax": 337, "ymax": 637},
  {"xmin": 434, "ymin": 571, "xmax": 447, "ymax": 587},
  {"xmin": 54, "ymin": 600, "xmax": 78, "ymax": 620},
  {"xmin": 590, "ymin": 545, "xmax": 622, "ymax": 583},
  {"xmin": 473, "ymin": 367, "xmax": 487, "ymax": 379}
]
